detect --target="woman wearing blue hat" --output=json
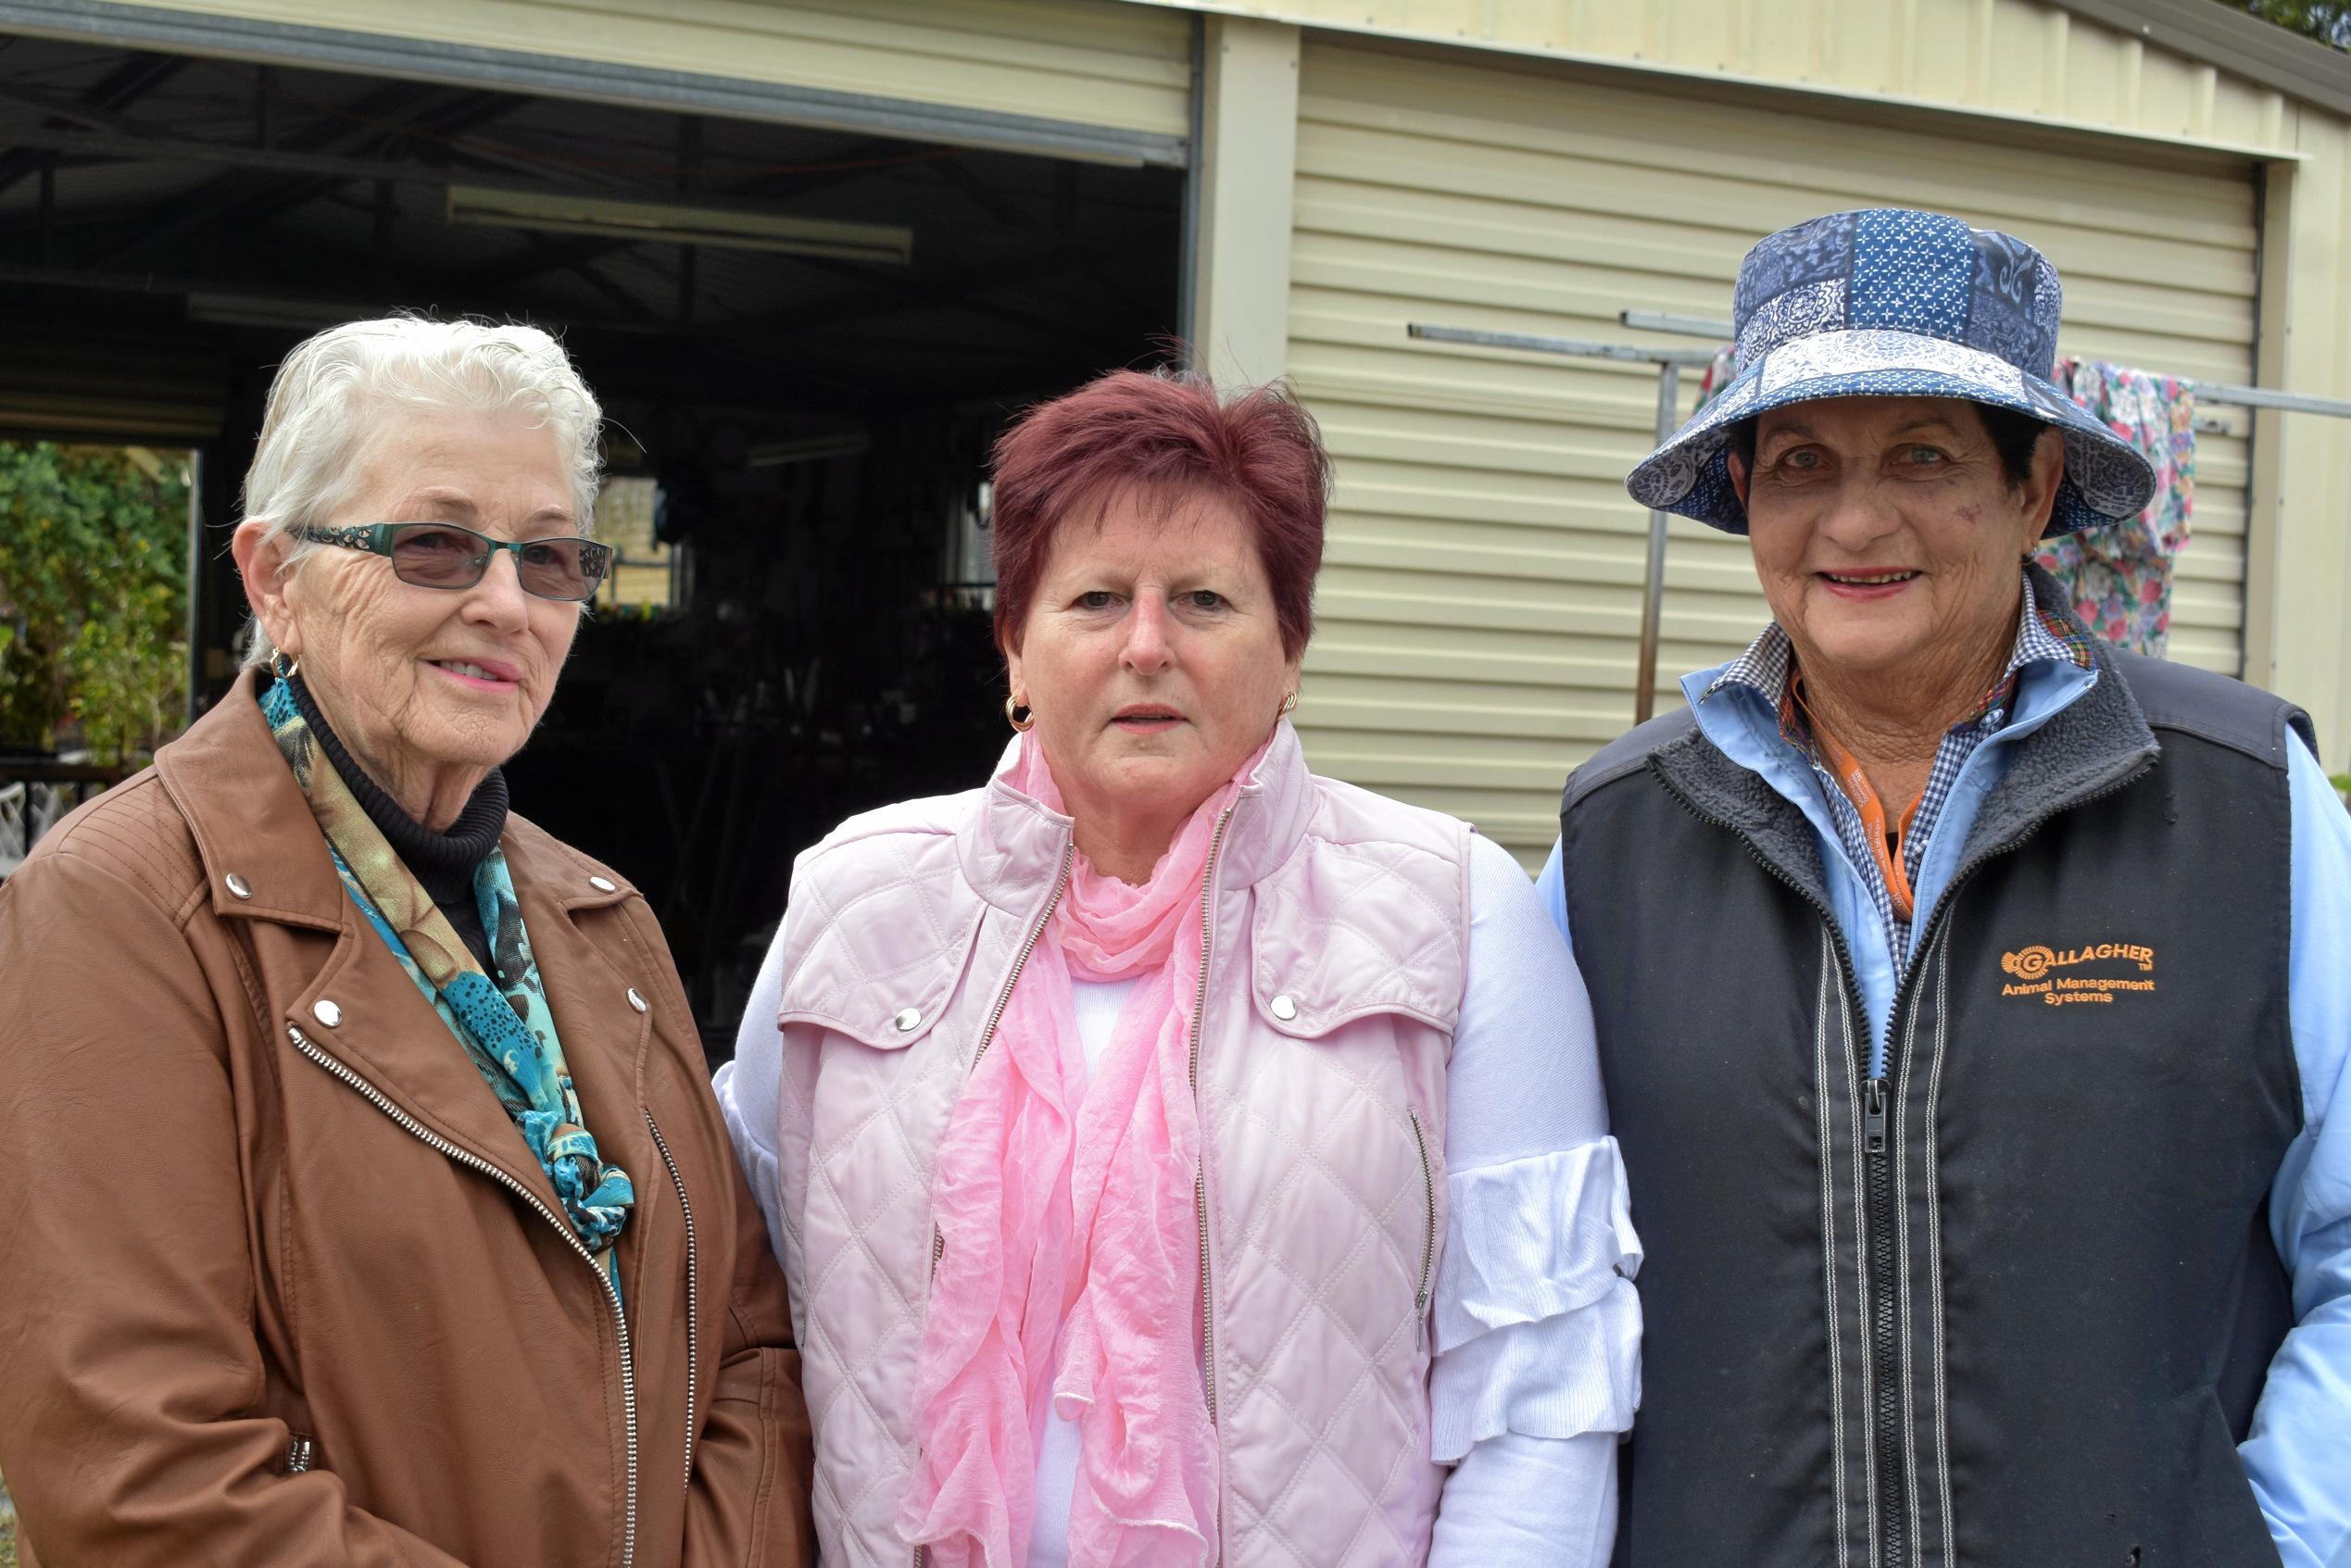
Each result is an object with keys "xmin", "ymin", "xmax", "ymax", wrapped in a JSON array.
[{"xmin": 1537, "ymin": 207, "xmax": 2351, "ymax": 1566}]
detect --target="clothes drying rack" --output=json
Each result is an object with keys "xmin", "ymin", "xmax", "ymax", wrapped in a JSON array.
[{"xmin": 1407, "ymin": 314, "xmax": 2351, "ymax": 722}]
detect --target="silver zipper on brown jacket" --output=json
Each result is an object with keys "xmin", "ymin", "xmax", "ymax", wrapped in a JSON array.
[
  {"xmin": 644, "ymin": 1111, "xmax": 699, "ymax": 1492},
  {"xmin": 287, "ymin": 1022, "xmax": 641, "ymax": 1568}
]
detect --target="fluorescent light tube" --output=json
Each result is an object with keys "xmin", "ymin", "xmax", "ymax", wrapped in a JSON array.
[
  {"xmin": 446, "ymin": 185, "xmax": 912, "ymax": 265},
  {"xmin": 185, "ymin": 293, "xmax": 386, "ymax": 330},
  {"xmin": 748, "ymin": 433, "xmax": 873, "ymax": 467}
]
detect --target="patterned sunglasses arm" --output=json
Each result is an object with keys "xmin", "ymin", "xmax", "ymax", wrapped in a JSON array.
[{"xmin": 295, "ymin": 523, "xmax": 391, "ymax": 554}]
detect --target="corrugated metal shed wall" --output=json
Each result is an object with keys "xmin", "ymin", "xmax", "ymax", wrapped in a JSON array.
[
  {"xmin": 46, "ymin": 0, "xmax": 1194, "ymax": 144},
  {"xmin": 1287, "ymin": 38, "xmax": 2259, "ymax": 863}
]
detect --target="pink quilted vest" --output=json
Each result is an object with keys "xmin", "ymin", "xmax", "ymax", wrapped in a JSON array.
[{"xmin": 769, "ymin": 722, "xmax": 1470, "ymax": 1567}]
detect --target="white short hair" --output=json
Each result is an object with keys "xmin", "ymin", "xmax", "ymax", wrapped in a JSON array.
[{"xmin": 238, "ymin": 316, "xmax": 606, "ymax": 669}]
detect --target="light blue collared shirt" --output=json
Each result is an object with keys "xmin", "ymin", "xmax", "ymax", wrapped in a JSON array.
[{"xmin": 1537, "ymin": 654, "xmax": 2351, "ymax": 1568}]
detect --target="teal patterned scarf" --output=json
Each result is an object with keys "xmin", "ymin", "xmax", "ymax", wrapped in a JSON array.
[{"xmin": 263, "ymin": 678, "xmax": 635, "ymax": 1295}]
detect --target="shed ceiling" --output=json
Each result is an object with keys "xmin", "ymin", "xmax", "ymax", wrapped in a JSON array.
[{"xmin": 0, "ymin": 31, "xmax": 1185, "ymax": 441}]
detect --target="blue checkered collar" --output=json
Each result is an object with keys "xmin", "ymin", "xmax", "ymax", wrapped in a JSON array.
[{"xmin": 1701, "ymin": 571, "xmax": 2083, "ymax": 736}]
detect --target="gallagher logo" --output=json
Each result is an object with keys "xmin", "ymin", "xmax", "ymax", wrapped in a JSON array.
[{"xmin": 1999, "ymin": 942, "xmax": 2156, "ymax": 1005}]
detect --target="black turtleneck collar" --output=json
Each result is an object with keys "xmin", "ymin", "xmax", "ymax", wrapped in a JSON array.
[{"xmin": 284, "ymin": 671, "xmax": 509, "ymax": 972}]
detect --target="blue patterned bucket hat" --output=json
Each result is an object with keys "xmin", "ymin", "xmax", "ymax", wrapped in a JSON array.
[{"xmin": 1626, "ymin": 207, "xmax": 2157, "ymax": 538}]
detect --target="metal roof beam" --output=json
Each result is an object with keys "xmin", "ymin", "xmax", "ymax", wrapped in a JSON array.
[
  {"xmin": 0, "ymin": 122, "xmax": 917, "ymax": 217},
  {"xmin": 0, "ymin": 121, "xmax": 484, "ymax": 186},
  {"xmin": 0, "ymin": 257, "xmax": 673, "ymax": 337},
  {"xmin": 0, "ymin": 48, "xmax": 186, "ymax": 198},
  {"xmin": 82, "ymin": 84, "xmax": 523, "ymax": 270}
]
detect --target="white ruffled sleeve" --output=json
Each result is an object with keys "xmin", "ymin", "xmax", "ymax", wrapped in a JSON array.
[
  {"xmin": 1429, "ymin": 1137, "xmax": 1642, "ymax": 1455},
  {"xmin": 1426, "ymin": 834, "xmax": 1641, "ymax": 1568}
]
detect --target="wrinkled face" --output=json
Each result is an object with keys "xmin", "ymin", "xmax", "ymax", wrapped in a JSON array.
[
  {"xmin": 1731, "ymin": 395, "xmax": 2059, "ymax": 683},
  {"xmin": 1006, "ymin": 486, "xmax": 1300, "ymax": 834},
  {"xmin": 269, "ymin": 408, "xmax": 583, "ymax": 783}
]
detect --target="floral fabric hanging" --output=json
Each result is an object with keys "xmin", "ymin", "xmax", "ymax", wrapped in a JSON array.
[
  {"xmin": 2033, "ymin": 358, "xmax": 2196, "ymax": 657},
  {"xmin": 1691, "ymin": 345, "xmax": 1740, "ymax": 412}
]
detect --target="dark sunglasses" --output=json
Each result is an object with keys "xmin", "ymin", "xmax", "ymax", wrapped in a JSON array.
[{"xmin": 291, "ymin": 521, "xmax": 611, "ymax": 603}]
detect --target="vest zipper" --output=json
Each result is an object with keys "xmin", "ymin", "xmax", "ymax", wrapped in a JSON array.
[
  {"xmin": 1408, "ymin": 1110, "xmax": 1436, "ymax": 1350},
  {"xmin": 1656, "ymin": 744, "xmax": 2156, "ymax": 1568},
  {"xmin": 1862, "ymin": 755, "xmax": 2156, "ymax": 1568},
  {"xmin": 643, "ymin": 1111, "xmax": 699, "ymax": 1494},
  {"xmin": 915, "ymin": 841, "xmax": 1075, "ymax": 1568},
  {"xmin": 284, "ymin": 1434, "xmax": 317, "ymax": 1474},
  {"xmin": 1190, "ymin": 806, "xmax": 1236, "ymax": 1431},
  {"xmin": 286, "ymin": 1022, "xmax": 639, "ymax": 1568},
  {"xmin": 1862, "ymin": 1073, "xmax": 1905, "ymax": 1568},
  {"xmin": 973, "ymin": 840, "xmax": 1078, "ymax": 1083},
  {"xmin": 1188, "ymin": 806, "xmax": 1238, "ymax": 1568}
]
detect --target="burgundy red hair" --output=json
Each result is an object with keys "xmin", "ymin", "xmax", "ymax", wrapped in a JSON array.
[{"xmin": 988, "ymin": 369, "xmax": 1330, "ymax": 659}]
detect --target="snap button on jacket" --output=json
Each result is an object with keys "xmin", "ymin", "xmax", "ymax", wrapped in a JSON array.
[{"xmin": 0, "ymin": 674, "xmax": 817, "ymax": 1568}]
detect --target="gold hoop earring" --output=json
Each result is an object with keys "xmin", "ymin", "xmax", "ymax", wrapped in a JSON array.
[
  {"xmin": 270, "ymin": 651, "xmax": 301, "ymax": 683},
  {"xmin": 1278, "ymin": 690, "xmax": 1299, "ymax": 717},
  {"xmin": 1004, "ymin": 695, "xmax": 1036, "ymax": 733}
]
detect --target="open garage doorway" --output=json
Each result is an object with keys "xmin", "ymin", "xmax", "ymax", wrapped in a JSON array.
[{"xmin": 0, "ymin": 32, "xmax": 1187, "ymax": 1048}]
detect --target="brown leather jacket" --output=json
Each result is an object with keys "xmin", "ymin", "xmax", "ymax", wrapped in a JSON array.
[{"xmin": 0, "ymin": 675, "xmax": 815, "ymax": 1567}]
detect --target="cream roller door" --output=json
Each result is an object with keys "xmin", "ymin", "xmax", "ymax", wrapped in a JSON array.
[
  {"xmin": 1, "ymin": 0, "xmax": 1194, "ymax": 164},
  {"xmin": 1288, "ymin": 38, "xmax": 2260, "ymax": 863}
]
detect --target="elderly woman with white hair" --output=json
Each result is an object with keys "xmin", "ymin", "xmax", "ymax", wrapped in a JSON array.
[{"xmin": 0, "ymin": 316, "xmax": 815, "ymax": 1567}]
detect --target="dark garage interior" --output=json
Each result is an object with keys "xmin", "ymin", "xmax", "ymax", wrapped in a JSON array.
[{"xmin": 0, "ymin": 32, "xmax": 1187, "ymax": 1048}]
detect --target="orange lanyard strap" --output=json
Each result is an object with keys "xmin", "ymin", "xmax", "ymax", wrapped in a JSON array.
[{"xmin": 1786, "ymin": 676, "xmax": 1919, "ymax": 922}]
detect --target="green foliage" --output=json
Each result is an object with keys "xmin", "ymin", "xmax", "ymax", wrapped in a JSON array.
[
  {"xmin": 0, "ymin": 443, "xmax": 192, "ymax": 765},
  {"xmin": 2209, "ymin": 0, "xmax": 2351, "ymax": 48}
]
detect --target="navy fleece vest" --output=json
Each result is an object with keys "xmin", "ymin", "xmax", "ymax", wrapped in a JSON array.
[{"xmin": 1563, "ymin": 647, "xmax": 2308, "ymax": 1568}]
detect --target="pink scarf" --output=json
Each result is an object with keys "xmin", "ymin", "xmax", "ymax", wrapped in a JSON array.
[{"xmin": 898, "ymin": 733, "xmax": 1271, "ymax": 1568}]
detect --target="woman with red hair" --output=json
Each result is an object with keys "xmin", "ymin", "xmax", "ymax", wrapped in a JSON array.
[{"xmin": 720, "ymin": 369, "xmax": 1639, "ymax": 1567}]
